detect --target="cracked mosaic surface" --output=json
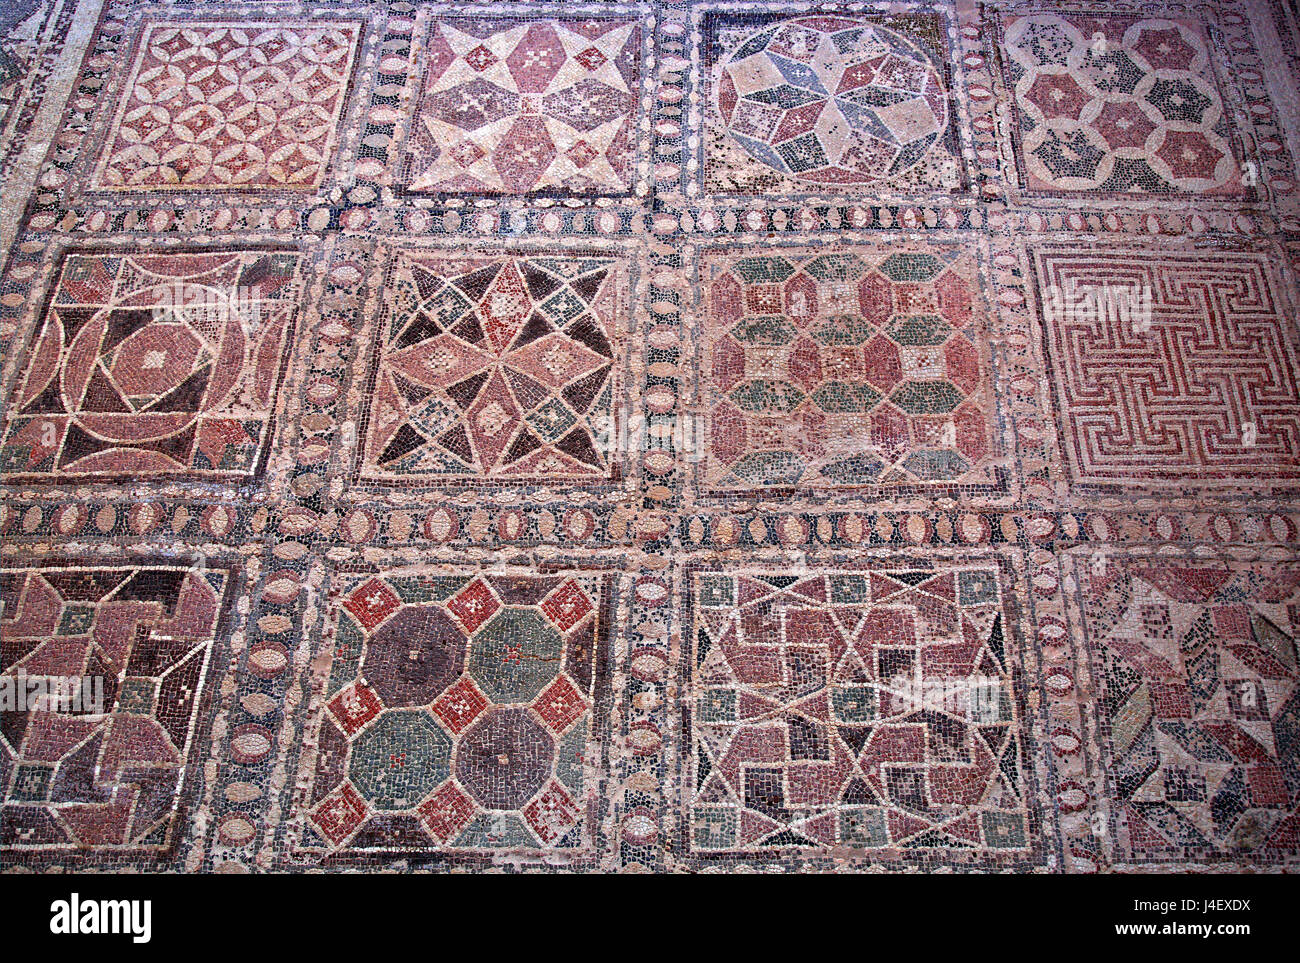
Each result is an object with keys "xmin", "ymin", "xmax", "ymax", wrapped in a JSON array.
[
  {"xmin": 1066, "ymin": 554, "xmax": 1300, "ymax": 862},
  {"xmin": 1, "ymin": 0, "xmax": 1299, "ymax": 874}
]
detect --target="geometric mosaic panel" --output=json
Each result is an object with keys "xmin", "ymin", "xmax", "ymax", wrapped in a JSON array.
[
  {"xmin": 1072, "ymin": 556, "xmax": 1300, "ymax": 861},
  {"xmin": 3, "ymin": 0, "xmax": 1299, "ymax": 879},
  {"xmin": 1, "ymin": 250, "xmax": 302, "ymax": 484},
  {"xmin": 289, "ymin": 568, "xmax": 613, "ymax": 862},
  {"xmin": 1, "ymin": 561, "xmax": 235, "ymax": 856},
  {"xmin": 701, "ymin": 243, "xmax": 1000, "ymax": 495},
  {"xmin": 399, "ymin": 17, "xmax": 642, "ymax": 196},
  {"xmin": 684, "ymin": 565, "xmax": 1038, "ymax": 861},
  {"xmin": 701, "ymin": 11, "xmax": 965, "ymax": 197},
  {"xmin": 1031, "ymin": 246, "xmax": 1300, "ymax": 491},
  {"xmin": 90, "ymin": 21, "xmax": 361, "ymax": 192},
  {"xmin": 357, "ymin": 250, "xmax": 628, "ymax": 484},
  {"xmin": 999, "ymin": 12, "xmax": 1247, "ymax": 196}
]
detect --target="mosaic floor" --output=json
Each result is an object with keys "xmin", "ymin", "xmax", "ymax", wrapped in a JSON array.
[{"xmin": 1, "ymin": 0, "xmax": 1299, "ymax": 874}]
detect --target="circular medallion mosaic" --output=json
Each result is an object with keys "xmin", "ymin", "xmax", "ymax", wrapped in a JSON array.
[
  {"xmin": 716, "ymin": 16, "xmax": 949, "ymax": 185},
  {"xmin": 58, "ymin": 281, "xmax": 247, "ymax": 445}
]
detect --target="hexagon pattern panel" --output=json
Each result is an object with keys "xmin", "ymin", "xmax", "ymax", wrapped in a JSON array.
[
  {"xmin": 700, "ymin": 243, "xmax": 1001, "ymax": 495},
  {"xmin": 998, "ymin": 12, "xmax": 1248, "ymax": 196}
]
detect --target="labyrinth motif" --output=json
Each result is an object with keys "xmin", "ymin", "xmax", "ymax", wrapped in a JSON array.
[
  {"xmin": 1000, "ymin": 13, "xmax": 1245, "ymax": 195},
  {"xmin": 358, "ymin": 250, "xmax": 627, "ymax": 484},
  {"xmin": 703, "ymin": 11, "xmax": 962, "ymax": 195},
  {"xmin": 701, "ymin": 245, "xmax": 998, "ymax": 493},
  {"xmin": 1, "ymin": 250, "xmax": 302, "ymax": 483},
  {"xmin": 292, "ymin": 569, "xmax": 613, "ymax": 858},
  {"xmin": 91, "ymin": 21, "xmax": 361, "ymax": 191},
  {"xmin": 1075, "ymin": 557, "xmax": 1300, "ymax": 859},
  {"xmin": 686, "ymin": 566, "xmax": 1035, "ymax": 857},
  {"xmin": 1, "ymin": 562, "xmax": 234, "ymax": 854},
  {"xmin": 1032, "ymin": 247, "xmax": 1300, "ymax": 489},
  {"xmin": 401, "ymin": 18, "xmax": 641, "ymax": 195}
]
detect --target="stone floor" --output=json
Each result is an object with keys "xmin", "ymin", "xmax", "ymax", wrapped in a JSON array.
[{"xmin": 1, "ymin": 0, "xmax": 1299, "ymax": 873}]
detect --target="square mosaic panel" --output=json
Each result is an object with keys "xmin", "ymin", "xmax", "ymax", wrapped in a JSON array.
[
  {"xmin": 287, "ymin": 568, "xmax": 615, "ymax": 862},
  {"xmin": 683, "ymin": 563, "xmax": 1040, "ymax": 862},
  {"xmin": 1069, "ymin": 554, "xmax": 1300, "ymax": 861},
  {"xmin": 4, "ymin": 0, "xmax": 1300, "ymax": 878},
  {"xmin": 398, "ymin": 15, "xmax": 644, "ymax": 196},
  {"xmin": 356, "ymin": 249, "xmax": 629, "ymax": 485},
  {"xmin": 89, "ymin": 20, "xmax": 362, "ymax": 192},
  {"xmin": 997, "ymin": 10, "xmax": 1249, "ymax": 197},
  {"xmin": 698, "ymin": 242, "xmax": 1005, "ymax": 498},
  {"xmin": 699, "ymin": 9, "xmax": 968, "ymax": 198},
  {"xmin": 1, "ymin": 561, "xmax": 236, "ymax": 856},
  {"xmin": 0, "ymin": 249, "xmax": 302, "ymax": 484},
  {"xmin": 1030, "ymin": 244, "xmax": 1300, "ymax": 493}
]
